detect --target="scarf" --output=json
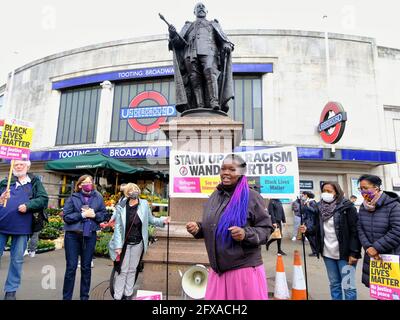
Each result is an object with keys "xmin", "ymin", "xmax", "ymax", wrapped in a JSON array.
[
  {"xmin": 363, "ymin": 191, "xmax": 383, "ymax": 212},
  {"xmin": 318, "ymin": 200, "xmax": 337, "ymax": 221},
  {"xmin": 81, "ymin": 191, "xmax": 94, "ymax": 237}
]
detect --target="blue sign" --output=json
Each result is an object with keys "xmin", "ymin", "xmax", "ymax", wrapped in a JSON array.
[
  {"xmin": 29, "ymin": 147, "xmax": 169, "ymax": 162},
  {"xmin": 120, "ymin": 105, "xmax": 177, "ymax": 119},
  {"xmin": 260, "ymin": 176, "xmax": 295, "ymax": 194},
  {"xmin": 318, "ymin": 113, "xmax": 346, "ymax": 132},
  {"xmin": 52, "ymin": 63, "xmax": 274, "ymax": 90}
]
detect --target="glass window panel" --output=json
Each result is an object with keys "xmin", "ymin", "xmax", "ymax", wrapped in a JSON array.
[{"xmin": 56, "ymin": 86, "xmax": 100, "ymax": 145}]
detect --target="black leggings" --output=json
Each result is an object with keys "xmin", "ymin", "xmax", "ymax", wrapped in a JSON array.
[{"xmin": 276, "ymin": 221, "xmax": 283, "ymax": 251}]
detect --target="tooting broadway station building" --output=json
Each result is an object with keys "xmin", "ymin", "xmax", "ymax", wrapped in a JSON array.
[{"xmin": 0, "ymin": 29, "xmax": 399, "ymax": 215}]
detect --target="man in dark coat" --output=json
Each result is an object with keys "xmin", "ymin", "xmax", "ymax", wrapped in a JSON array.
[
  {"xmin": 357, "ymin": 174, "xmax": 400, "ymax": 288},
  {"xmin": 168, "ymin": 2, "xmax": 234, "ymax": 113}
]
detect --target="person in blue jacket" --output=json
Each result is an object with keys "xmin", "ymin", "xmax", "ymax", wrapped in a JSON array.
[
  {"xmin": 357, "ymin": 174, "xmax": 400, "ymax": 288},
  {"xmin": 62, "ymin": 175, "xmax": 106, "ymax": 300}
]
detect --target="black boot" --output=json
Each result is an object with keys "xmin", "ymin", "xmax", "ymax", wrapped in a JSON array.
[{"xmin": 4, "ymin": 292, "xmax": 16, "ymax": 300}]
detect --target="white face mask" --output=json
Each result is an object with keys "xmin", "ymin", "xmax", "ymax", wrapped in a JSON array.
[{"xmin": 321, "ymin": 192, "xmax": 335, "ymax": 203}]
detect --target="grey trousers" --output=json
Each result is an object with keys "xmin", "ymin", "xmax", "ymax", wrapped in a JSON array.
[
  {"xmin": 292, "ymin": 215, "xmax": 301, "ymax": 238},
  {"xmin": 28, "ymin": 231, "xmax": 40, "ymax": 252},
  {"xmin": 113, "ymin": 241, "xmax": 143, "ymax": 300}
]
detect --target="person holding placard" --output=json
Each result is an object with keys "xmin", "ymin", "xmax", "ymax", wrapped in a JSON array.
[
  {"xmin": 356, "ymin": 174, "xmax": 400, "ymax": 288},
  {"xmin": 0, "ymin": 159, "xmax": 48, "ymax": 300}
]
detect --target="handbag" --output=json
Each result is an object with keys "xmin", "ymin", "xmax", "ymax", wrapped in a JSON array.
[{"xmin": 268, "ymin": 227, "xmax": 282, "ymax": 241}]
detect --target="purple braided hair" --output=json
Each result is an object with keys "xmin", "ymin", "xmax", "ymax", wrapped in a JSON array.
[{"xmin": 216, "ymin": 155, "xmax": 249, "ymax": 247}]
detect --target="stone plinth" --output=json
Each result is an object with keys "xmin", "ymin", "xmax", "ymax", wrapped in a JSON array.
[{"xmin": 141, "ymin": 115, "xmax": 243, "ymax": 297}]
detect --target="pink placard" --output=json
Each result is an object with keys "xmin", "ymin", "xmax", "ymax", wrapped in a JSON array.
[
  {"xmin": 173, "ymin": 177, "xmax": 201, "ymax": 193},
  {"xmin": 0, "ymin": 146, "xmax": 31, "ymax": 160},
  {"xmin": 370, "ymin": 284, "xmax": 400, "ymax": 300}
]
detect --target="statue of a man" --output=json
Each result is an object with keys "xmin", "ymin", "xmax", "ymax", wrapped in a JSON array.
[{"xmin": 168, "ymin": 2, "xmax": 234, "ymax": 114}]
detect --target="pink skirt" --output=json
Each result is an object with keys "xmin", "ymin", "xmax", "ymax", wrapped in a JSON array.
[{"xmin": 205, "ymin": 265, "xmax": 268, "ymax": 300}]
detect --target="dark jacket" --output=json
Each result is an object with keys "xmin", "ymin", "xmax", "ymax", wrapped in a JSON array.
[
  {"xmin": 357, "ymin": 191, "xmax": 400, "ymax": 287},
  {"xmin": 63, "ymin": 191, "xmax": 107, "ymax": 232},
  {"xmin": 195, "ymin": 184, "xmax": 273, "ymax": 275},
  {"xmin": 0, "ymin": 173, "xmax": 49, "ymax": 213},
  {"xmin": 0, "ymin": 173, "xmax": 49, "ymax": 234},
  {"xmin": 305, "ymin": 198, "xmax": 361, "ymax": 261},
  {"xmin": 268, "ymin": 199, "xmax": 286, "ymax": 224},
  {"xmin": 300, "ymin": 199, "xmax": 319, "ymax": 253}
]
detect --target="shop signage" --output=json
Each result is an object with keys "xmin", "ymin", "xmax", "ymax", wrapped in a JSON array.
[
  {"xmin": 52, "ymin": 63, "xmax": 274, "ymax": 90},
  {"xmin": 29, "ymin": 146, "xmax": 169, "ymax": 161},
  {"xmin": 299, "ymin": 180, "xmax": 314, "ymax": 190},
  {"xmin": 121, "ymin": 91, "xmax": 176, "ymax": 134},
  {"xmin": 318, "ymin": 101, "xmax": 347, "ymax": 144}
]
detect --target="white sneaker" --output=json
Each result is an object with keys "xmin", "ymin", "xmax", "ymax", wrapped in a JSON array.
[
  {"xmin": 291, "ymin": 237, "xmax": 297, "ymax": 241},
  {"xmin": 78, "ymin": 261, "xmax": 81, "ymax": 268},
  {"xmin": 28, "ymin": 251, "xmax": 36, "ymax": 258},
  {"xmin": 24, "ymin": 250, "xmax": 28, "ymax": 256},
  {"xmin": 91, "ymin": 260, "xmax": 94, "ymax": 268}
]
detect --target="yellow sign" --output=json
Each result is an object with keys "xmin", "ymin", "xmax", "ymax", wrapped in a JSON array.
[
  {"xmin": 0, "ymin": 119, "xmax": 34, "ymax": 160},
  {"xmin": 370, "ymin": 255, "xmax": 400, "ymax": 300},
  {"xmin": 200, "ymin": 177, "xmax": 220, "ymax": 195},
  {"xmin": 1, "ymin": 124, "xmax": 33, "ymax": 149}
]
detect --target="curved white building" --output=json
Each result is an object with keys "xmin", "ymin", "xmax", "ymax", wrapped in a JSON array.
[{"xmin": 0, "ymin": 29, "xmax": 399, "ymax": 205}]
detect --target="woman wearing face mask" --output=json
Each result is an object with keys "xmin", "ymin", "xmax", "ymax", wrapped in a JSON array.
[
  {"xmin": 108, "ymin": 183, "xmax": 171, "ymax": 300},
  {"xmin": 357, "ymin": 174, "xmax": 400, "ymax": 288},
  {"xmin": 186, "ymin": 154, "xmax": 273, "ymax": 300},
  {"xmin": 62, "ymin": 175, "xmax": 107, "ymax": 300},
  {"xmin": 299, "ymin": 181, "xmax": 361, "ymax": 300}
]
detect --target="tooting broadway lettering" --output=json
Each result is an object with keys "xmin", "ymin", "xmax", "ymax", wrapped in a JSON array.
[
  {"xmin": 2, "ymin": 125, "xmax": 30, "ymax": 148},
  {"xmin": 174, "ymin": 152, "xmax": 292, "ymax": 176}
]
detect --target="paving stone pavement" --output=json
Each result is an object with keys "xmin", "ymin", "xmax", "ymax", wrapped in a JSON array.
[{"xmin": 0, "ymin": 237, "xmax": 372, "ymax": 300}]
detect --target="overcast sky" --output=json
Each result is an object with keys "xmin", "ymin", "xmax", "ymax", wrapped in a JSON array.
[{"xmin": 1, "ymin": 0, "xmax": 399, "ymax": 85}]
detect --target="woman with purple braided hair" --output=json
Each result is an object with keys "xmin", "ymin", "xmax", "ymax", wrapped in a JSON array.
[{"xmin": 186, "ymin": 154, "xmax": 273, "ymax": 299}]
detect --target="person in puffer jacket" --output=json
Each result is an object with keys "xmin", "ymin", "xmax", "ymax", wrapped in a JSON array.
[{"xmin": 357, "ymin": 174, "xmax": 400, "ymax": 288}]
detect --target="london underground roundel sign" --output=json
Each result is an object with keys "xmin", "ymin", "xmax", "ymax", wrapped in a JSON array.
[
  {"xmin": 128, "ymin": 91, "xmax": 169, "ymax": 134},
  {"xmin": 318, "ymin": 101, "xmax": 347, "ymax": 144}
]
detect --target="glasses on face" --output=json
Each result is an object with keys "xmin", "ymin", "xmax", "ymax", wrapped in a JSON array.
[{"xmin": 357, "ymin": 186, "xmax": 376, "ymax": 192}]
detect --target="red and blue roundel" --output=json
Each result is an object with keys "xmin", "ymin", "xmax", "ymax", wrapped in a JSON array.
[
  {"xmin": 125, "ymin": 91, "xmax": 175, "ymax": 134},
  {"xmin": 318, "ymin": 101, "xmax": 347, "ymax": 144}
]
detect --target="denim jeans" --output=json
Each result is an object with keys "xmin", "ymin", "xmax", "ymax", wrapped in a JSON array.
[
  {"xmin": 323, "ymin": 256, "xmax": 357, "ymax": 300},
  {"xmin": 28, "ymin": 231, "xmax": 40, "ymax": 253},
  {"xmin": 0, "ymin": 232, "xmax": 29, "ymax": 293},
  {"xmin": 62, "ymin": 231, "xmax": 97, "ymax": 300}
]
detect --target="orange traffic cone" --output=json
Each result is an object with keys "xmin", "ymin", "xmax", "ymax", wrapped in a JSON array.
[
  {"xmin": 291, "ymin": 250, "xmax": 307, "ymax": 300},
  {"xmin": 273, "ymin": 254, "xmax": 290, "ymax": 300}
]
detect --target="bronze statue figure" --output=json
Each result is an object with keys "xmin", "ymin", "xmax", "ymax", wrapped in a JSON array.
[{"xmin": 162, "ymin": 3, "xmax": 234, "ymax": 115}]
